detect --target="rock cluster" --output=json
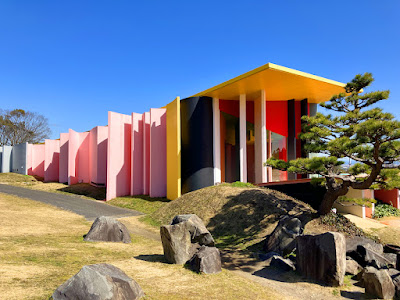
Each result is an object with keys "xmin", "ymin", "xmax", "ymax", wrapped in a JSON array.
[
  {"xmin": 53, "ymin": 263, "xmax": 144, "ymax": 300},
  {"xmin": 261, "ymin": 217, "xmax": 400, "ymax": 299},
  {"xmin": 160, "ymin": 214, "xmax": 221, "ymax": 274},
  {"xmin": 84, "ymin": 216, "xmax": 131, "ymax": 243},
  {"xmin": 262, "ymin": 217, "xmax": 346, "ymax": 286},
  {"xmin": 346, "ymin": 238, "xmax": 400, "ymax": 299}
]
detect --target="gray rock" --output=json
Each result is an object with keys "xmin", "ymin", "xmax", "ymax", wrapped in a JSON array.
[
  {"xmin": 270, "ymin": 255, "xmax": 296, "ymax": 272},
  {"xmin": 84, "ymin": 216, "xmax": 131, "ymax": 243},
  {"xmin": 355, "ymin": 244, "xmax": 394, "ymax": 269},
  {"xmin": 346, "ymin": 258, "xmax": 362, "ymax": 276},
  {"xmin": 52, "ymin": 263, "xmax": 144, "ymax": 300},
  {"xmin": 171, "ymin": 214, "xmax": 214, "ymax": 246},
  {"xmin": 363, "ymin": 267, "xmax": 395, "ymax": 299},
  {"xmin": 296, "ymin": 232, "xmax": 346, "ymax": 286},
  {"xmin": 264, "ymin": 216, "xmax": 302, "ymax": 256},
  {"xmin": 384, "ymin": 253, "xmax": 398, "ymax": 267},
  {"xmin": 160, "ymin": 222, "xmax": 199, "ymax": 264},
  {"xmin": 190, "ymin": 246, "xmax": 222, "ymax": 274},
  {"xmin": 346, "ymin": 236, "xmax": 383, "ymax": 254}
]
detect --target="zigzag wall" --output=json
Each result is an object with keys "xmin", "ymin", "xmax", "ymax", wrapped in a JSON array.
[{"xmin": 1, "ymin": 97, "xmax": 182, "ymax": 201}]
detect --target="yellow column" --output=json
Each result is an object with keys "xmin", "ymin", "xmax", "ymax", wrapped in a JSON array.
[{"xmin": 166, "ymin": 97, "xmax": 181, "ymax": 200}]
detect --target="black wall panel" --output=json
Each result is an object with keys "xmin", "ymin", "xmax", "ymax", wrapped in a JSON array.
[
  {"xmin": 287, "ymin": 99, "xmax": 296, "ymax": 180},
  {"xmin": 300, "ymin": 99, "xmax": 308, "ymax": 159},
  {"xmin": 180, "ymin": 96, "xmax": 214, "ymax": 193}
]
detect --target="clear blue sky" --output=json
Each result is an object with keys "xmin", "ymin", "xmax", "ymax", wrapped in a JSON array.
[{"xmin": 1, "ymin": 1, "xmax": 399, "ymax": 139}]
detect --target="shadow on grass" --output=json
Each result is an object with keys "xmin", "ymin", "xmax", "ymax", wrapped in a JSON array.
[
  {"xmin": 134, "ymin": 254, "xmax": 168, "ymax": 263},
  {"xmin": 58, "ymin": 183, "xmax": 106, "ymax": 200},
  {"xmin": 340, "ymin": 290, "xmax": 366, "ymax": 299}
]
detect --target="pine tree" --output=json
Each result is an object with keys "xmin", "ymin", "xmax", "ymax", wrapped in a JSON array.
[{"xmin": 265, "ymin": 73, "xmax": 400, "ymax": 215}]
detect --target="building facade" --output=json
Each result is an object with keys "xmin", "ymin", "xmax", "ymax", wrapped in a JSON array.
[{"xmin": 0, "ymin": 63, "xmax": 349, "ymax": 200}]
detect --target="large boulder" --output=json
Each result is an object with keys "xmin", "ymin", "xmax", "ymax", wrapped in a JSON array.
[
  {"xmin": 296, "ymin": 232, "xmax": 346, "ymax": 286},
  {"xmin": 84, "ymin": 216, "xmax": 131, "ymax": 243},
  {"xmin": 160, "ymin": 222, "xmax": 199, "ymax": 264},
  {"xmin": 171, "ymin": 214, "xmax": 215, "ymax": 246},
  {"xmin": 52, "ymin": 263, "xmax": 144, "ymax": 300},
  {"xmin": 264, "ymin": 216, "xmax": 302, "ymax": 256},
  {"xmin": 363, "ymin": 267, "xmax": 395, "ymax": 299},
  {"xmin": 190, "ymin": 245, "xmax": 222, "ymax": 274},
  {"xmin": 161, "ymin": 214, "xmax": 217, "ymax": 265}
]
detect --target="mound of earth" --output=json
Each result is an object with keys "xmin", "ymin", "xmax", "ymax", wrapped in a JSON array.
[{"xmin": 151, "ymin": 185, "xmax": 316, "ymax": 248}]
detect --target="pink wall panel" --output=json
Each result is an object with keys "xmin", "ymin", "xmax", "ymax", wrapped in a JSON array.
[
  {"xmin": 31, "ymin": 144, "xmax": 45, "ymax": 178},
  {"xmin": 26, "ymin": 143, "xmax": 32, "ymax": 175},
  {"xmin": 143, "ymin": 112, "xmax": 150, "ymax": 195},
  {"xmin": 44, "ymin": 139, "xmax": 60, "ymax": 182},
  {"xmin": 131, "ymin": 113, "xmax": 144, "ymax": 195},
  {"xmin": 106, "ymin": 111, "xmax": 132, "ymax": 200},
  {"xmin": 89, "ymin": 127, "xmax": 98, "ymax": 184},
  {"xmin": 149, "ymin": 108, "xmax": 167, "ymax": 197},
  {"xmin": 89, "ymin": 126, "xmax": 108, "ymax": 186},
  {"xmin": 68, "ymin": 129, "xmax": 80, "ymax": 185},
  {"xmin": 68, "ymin": 129, "xmax": 90, "ymax": 185},
  {"xmin": 78, "ymin": 132, "xmax": 90, "ymax": 183},
  {"xmin": 59, "ymin": 133, "xmax": 69, "ymax": 183},
  {"xmin": 96, "ymin": 126, "xmax": 108, "ymax": 186}
]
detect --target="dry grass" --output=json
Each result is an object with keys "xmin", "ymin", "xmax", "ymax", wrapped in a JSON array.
[
  {"xmin": 0, "ymin": 192, "xmax": 281, "ymax": 300},
  {"xmin": 366, "ymin": 226, "xmax": 400, "ymax": 246},
  {"xmin": 150, "ymin": 185, "xmax": 315, "ymax": 250},
  {"xmin": 108, "ymin": 195, "xmax": 169, "ymax": 214}
]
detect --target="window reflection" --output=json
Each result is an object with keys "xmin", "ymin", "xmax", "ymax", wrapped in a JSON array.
[{"xmin": 267, "ymin": 131, "xmax": 287, "ymax": 181}]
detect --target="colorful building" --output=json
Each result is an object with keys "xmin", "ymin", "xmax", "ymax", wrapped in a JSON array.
[{"xmin": 0, "ymin": 63, "xmax": 353, "ymax": 201}]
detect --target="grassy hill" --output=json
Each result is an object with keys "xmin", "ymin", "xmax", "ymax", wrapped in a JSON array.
[{"xmin": 150, "ymin": 184, "xmax": 316, "ymax": 249}]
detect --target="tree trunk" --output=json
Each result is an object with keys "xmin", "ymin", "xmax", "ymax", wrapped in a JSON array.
[{"xmin": 318, "ymin": 191, "xmax": 340, "ymax": 215}]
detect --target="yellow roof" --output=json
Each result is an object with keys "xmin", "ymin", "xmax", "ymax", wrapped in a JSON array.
[{"xmin": 192, "ymin": 63, "xmax": 346, "ymax": 103}]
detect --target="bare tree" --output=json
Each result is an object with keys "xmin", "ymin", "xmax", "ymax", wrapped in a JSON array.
[{"xmin": 0, "ymin": 109, "xmax": 51, "ymax": 146}]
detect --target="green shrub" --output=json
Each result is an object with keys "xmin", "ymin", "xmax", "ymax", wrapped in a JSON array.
[
  {"xmin": 373, "ymin": 204, "xmax": 400, "ymax": 219},
  {"xmin": 337, "ymin": 196, "xmax": 377, "ymax": 208},
  {"xmin": 229, "ymin": 181, "xmax": 256, "ymax": 188}
]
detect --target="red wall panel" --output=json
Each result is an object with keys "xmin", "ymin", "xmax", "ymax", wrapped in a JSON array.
[{"xmin": 266, "ymin": 101, "xmax": 288, "ymax": 137}]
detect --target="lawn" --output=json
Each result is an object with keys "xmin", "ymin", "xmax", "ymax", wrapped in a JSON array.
[{"xmin": 0, "ymin": 192, "xmax": 281, "ymax": 300}]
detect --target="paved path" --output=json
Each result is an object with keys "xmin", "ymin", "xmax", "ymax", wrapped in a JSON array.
[
  {"xmin": 0, "ymin": 184, "xmax": 142, "ymax": 220},
  {"xmin": 344, "ymin": 213, "xmax": 387, "ymax": 230}
]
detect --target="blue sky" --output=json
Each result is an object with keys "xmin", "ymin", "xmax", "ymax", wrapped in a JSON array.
[{"xmin": 0, "ymin": 1, "xmax": 399, "ymax": 139}]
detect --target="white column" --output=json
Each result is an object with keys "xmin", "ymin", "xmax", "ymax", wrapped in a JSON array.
[
  {"xmin": 254, "ymin": 90, "xmax": 268, "ymax": 183},
  {"xmin": 267, "ymin": 130, "xmax": 272, "ymax": 182},
  {"xmin": 213, "ymin": 97, "xmax": 221, "ymax": 184},
  {"xmin": 260, "ymin": 90, "xmax": 267, "ymax": 182},
  {"xmin": 239, "ymin": 94, "xmax": 247, "ymax": 182}
]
